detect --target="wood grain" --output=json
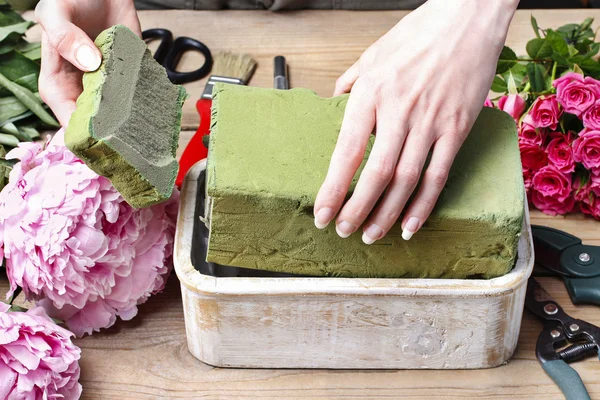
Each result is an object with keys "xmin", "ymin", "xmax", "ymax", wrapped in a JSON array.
[{"xmin": 7, "ymin": 8, "xmax": 600, "ymax": 399}]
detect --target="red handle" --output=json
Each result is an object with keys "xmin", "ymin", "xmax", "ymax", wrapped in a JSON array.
[{"xmin": 176, "ymin": 98, "xmax": 211, "ymax": 187}]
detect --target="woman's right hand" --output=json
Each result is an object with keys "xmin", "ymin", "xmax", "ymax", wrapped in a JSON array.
[{"xmin": 35, "ymin": 0, "xmax": 141, "ymax": 127}]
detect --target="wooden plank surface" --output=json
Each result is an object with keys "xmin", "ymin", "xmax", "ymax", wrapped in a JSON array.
[{"xmin": 8, "ymin": 8, "xmax": 600, "ymax": 399}]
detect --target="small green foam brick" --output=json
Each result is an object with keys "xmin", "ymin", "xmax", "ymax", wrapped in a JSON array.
[{"xmin": 66, "ymin": 25, "xmax": 188, "ymax": 208}]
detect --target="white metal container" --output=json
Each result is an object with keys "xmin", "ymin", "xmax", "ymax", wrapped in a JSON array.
[{"xmin": 174, "ymin": 161, "xmax": 534, "ymax": 369}]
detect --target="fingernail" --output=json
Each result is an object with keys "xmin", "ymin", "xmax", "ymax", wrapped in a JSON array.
[
  {"xmin": 314, "ymin": 208, "xmax": 335, "ymax": 229},
  {"xmin": 336, "ymin": 221, "xmax": 356, "ymax": 238},
  {"xmin": 362, "ymin": 224, "xmax": 383, "ymax": 245},
  {"xmin": 402, "ymin": 217, "xmax": 420, "ymax": 241},
  {"xmin": 75, "ymin": 45, "xmax": 101, "ymax": 71}
]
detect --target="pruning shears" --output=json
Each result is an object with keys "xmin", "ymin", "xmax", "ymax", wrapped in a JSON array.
[
  {"xmin": 526, "ymin": 278, "xmax": 600, "ymax": 400},
  {"xmin": 532, "ymin": 225, "xmax": 600, "ymax": 305}
]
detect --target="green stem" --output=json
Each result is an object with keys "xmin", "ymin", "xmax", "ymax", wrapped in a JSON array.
[
  {"xmin": 551, "ymin": 61, "xmax": 558, "ymax": 83},
  {"xmin": 523, "ymin": 82, "xmax": 531, "ymax": 93}
]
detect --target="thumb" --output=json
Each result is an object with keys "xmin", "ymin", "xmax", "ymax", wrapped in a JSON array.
[{"xmin": 35, "ymin": 5, "xmax": 101, "ymax": 72}]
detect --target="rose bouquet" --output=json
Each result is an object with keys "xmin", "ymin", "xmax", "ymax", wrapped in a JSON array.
[
  {"xmin": 0, "ymin": 129, "xmax": 178, "ymax": 337},
  {"xmin": 487, "ymin": 17, "xmax": 600, "ymax": 219}
]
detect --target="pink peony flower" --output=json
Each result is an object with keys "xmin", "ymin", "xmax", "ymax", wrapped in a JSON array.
[
  {"xmin": 519, "ymin": 122, "xmax": 547, "ymax": 146},
  {"xmin": 520, "ymin": 141, "xmax": 548, "ymax": 171},
  {"xmin": 524, "ymin": 95, "xmax": 563, "ymax": 130},
  {"xmin": 498, "ymin": 94, "xmax": 526, "ymax": 122},
  {"xmin": 530, "ymin": 166, "xmax": 574, "ymax": 216},
  {"xmin": 0, "ymin": 303, "xmax": 82, "ymax": 399},
  {"xmin": 573, "ymin": 129, "xmax": 600, "ymax": 170},
  {"xmin": 583, "ymin": 99, "xmax": 600, "ymax": 130},
  {"xmin": 546, "ymin": 132, "xmax": 575, "ymax": 173},
  {"xmin": 0, "ymin": 129, "xmax": 179, "ymax": 337},
  {"xmin": 553, "ymin": 72, "xmax": 600, "ymax": 117},
  {"xmin": 484, "ymin": 97, "xmax": 494, "ymax": 108}
]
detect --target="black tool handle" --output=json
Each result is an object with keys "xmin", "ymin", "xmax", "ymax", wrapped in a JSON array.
[
  {"xmin": 543, "ymin": 360, "xmax": 591, "ymax": 400},
  {"xmin": 142, "ymin": 28, "xmax": 173, "ymax": 64},
  {"xmin": 273, "ymin": 55, "xmax": 289, "ymax": 89},
  {"xmin": 164, "ymin": 37, "xmax": 213, "ymax": 84},
  {"xmin": 565, "ymin": 277, "xmax": 600, "ymax": 305}
]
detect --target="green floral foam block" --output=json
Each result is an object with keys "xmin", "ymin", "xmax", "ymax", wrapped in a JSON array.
[
  {"xmin": 66, "ymin": 25, "xmax": 187, "ymax": 208},
  {"xmin": 205, "ymin": 84, "xmax": 524, "ymax": 279}
]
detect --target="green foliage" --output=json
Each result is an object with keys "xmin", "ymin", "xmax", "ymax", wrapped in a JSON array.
[
  {"xmin": 493, "ymin": 16, "xmax": 600, "ymax": 97},
  {"xmin": 0, "ymin": 2, "xmax": 57, "ymax": 164}
]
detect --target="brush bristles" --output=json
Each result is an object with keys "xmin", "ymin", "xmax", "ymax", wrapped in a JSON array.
[{"xmin": 212, "ymin": 52, "xmax": 257, "ymax": 83}]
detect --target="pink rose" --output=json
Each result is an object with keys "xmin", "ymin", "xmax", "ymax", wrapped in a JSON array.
[
  {"xmin": 591, "ymin": 172, "xmax": 600, "ymax": 196},
  {"xmin": 530, "ymin": 166, "xmax": 574, "ymax": 216},
  {"xmin": 484, "ymin": 97, "xmax": 494, "ymax": 108},
  {"xmin": 520, "ymin": 141, "xmax": 548, "ymax": 171},
  {"xmin": 546, "ymin": 132, "xmax": 575, "ymax": 173},
  {"xmin": 523, "ymin": 169, "xmax": 535, "ymax": 193},
  {"xmin": 583, "ymin": 99, "xmax": 600, "ymax": 130},
  {"xmin": 498, "ymin": 94, "xmax": 526, "ymax": 122},
  {"xmin": 0, "ymin": 130, "xmax": 179, "ymax": 337},
  {"xmin": 573, "ymin": 129, "xmax": 600, "ymax": 170},
  {"xmin": 574, "ymin": 176, "xmax": 600, "ymax": 218},
  {"xmin": 0, "ymin": 303, "xmax": 82, "ymax": 400},
  {"xmin": 519, "ymin": 122, "xmax": 547, "ymax": 146},
  {"xmin": 553, "ymin": 72, "xmax": 600, "ymax": 117},
  {"xmin": 524, "ymin": 95, "xmax": 563, "ymax": 130}
]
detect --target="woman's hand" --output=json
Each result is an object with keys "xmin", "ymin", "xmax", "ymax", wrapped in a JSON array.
[
  {"xmin": 35, "ymin": 0, "xmax": 141, "ymax": 127},
  {"xmin": 314, "ymin": 0, "xmax": 518, "ymax": 244}
]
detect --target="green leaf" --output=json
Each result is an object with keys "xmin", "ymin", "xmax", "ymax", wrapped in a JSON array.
[
  {"xmin": 0, "ymin": 20, "xmax": 31, "ymax": 43},
  {"xmin": 15, "ymin": 41, "xmax": 40, "ymax": 60},
  {"xmin": 531, "ymin": 15, "xmax": 541, "ymax": 38},
  {"xmin": 1, "ymin": 122, "xmax": 30, "ymax": 141},
  {"xmin": 580, "ymin": 17, "xmax": 594, "ymax": 32},
  {"xmin": 0, "ymin": 51, "xmax": 39, "ymax": 95},
  {"xmin": 2, "ymin": 110, "xmax": 32, "ymax": 126},
  {"xmin": 491, "ymin": 75, "xmax": 507, "ymax": 93},
  {"xmin": 573, "ymin": 64, "xmax": 585, "ymax": 75},
  {"xmin": 0, "ymin": 132, "xmax": 18, "ymax": 147},
  {"xmin": 496, "ymin": 46, "xmax": 518, "ymax": 74},
  {"xmin": 0, "ymin": 156, "xmax": 17, "ymax": 168},
  {"xmin": 18, "ymin": 124, "xmax": 38, "ymax": 140},
  {"xmin": 507, "ymin": 72, "xmax": 518, "ymax": 95},
  {"xmin": 0, "ymin": 72, "xmax": 58, "ymax": 127},
  {"xmin": 546, "ymin": 29, "xmax": 570, "ymax": 57},
  {"xmin": 582, "ymin": 42, "xmax": 600, "ymax": 58},
  {"xmin": 571, "ymin": 55, "xmax": 600, "ymax": 76},
  {"xmin": 503, "ymin": 63, "xmax": 527, "ymax": 84},
  {"xmin": 0, "ymin": 95, "xmax": 27, "ymax": 122},
  {"xmin": 8, "ymin": 304, "xmax": 27, "ymax": 312},
  {"xmin": 568, "ymin": 45, "xmax": 579, "ymax": 57},
  {"xmin": 526, "ymin": 38, "xmax": 552, "ymax": 59},
  {"xmin": 527, "ymin": 62, "xmax": 547, "ymax": 93},
  {"xmin": 0, "ymin": 34, "xmax": 19, "ymax": 54},
  {"xmin": 0, "ymin": 9, "xmax": 25, "ymax": 27},
  {"xmin": 506, "ymin": 71, "xmax": 519, "ymax": 94},
  {"xmin": 0, "ymin": 145, "xmax": 7, "ymax": 191},
  {"xmin": 557, "ymin": 23, "xmax": 579, "ymax": 36}
]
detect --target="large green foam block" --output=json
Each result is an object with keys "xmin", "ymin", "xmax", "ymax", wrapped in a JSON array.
[
  {"xmin": 66, "ymin": 25, "xmax": 187, "ymax": 208},
  {"xmin": 205, "ymin": 84, "xmax": 524, "ymax": 279}
]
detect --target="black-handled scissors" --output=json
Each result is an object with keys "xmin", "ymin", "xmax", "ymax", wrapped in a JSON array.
[{"xmin": 142, "ymin": 28, "xmax": 213, "ymax": 85}]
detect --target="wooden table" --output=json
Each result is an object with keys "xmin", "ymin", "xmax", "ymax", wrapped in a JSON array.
[{"xmin": 7, "ymin": 8, "xmax": 600, "ymax": 399}]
